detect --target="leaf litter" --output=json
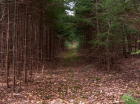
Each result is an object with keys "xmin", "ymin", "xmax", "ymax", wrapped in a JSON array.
[{"xmin": 0, "ymin": 58, "xmax": 140, "ymax": 104}]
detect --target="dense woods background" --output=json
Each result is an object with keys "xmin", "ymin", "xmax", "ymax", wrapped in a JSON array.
[
  {"xmin": 0, "ymin": 0, "xmax": 66, "ymax": 89},
  {"xmin": 0, "ymin": 0, "xmax": 140, "ymax": 104}
]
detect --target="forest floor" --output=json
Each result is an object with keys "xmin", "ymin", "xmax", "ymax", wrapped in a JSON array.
[{"xmin": 0, "ymin": 49, "xmax": 140, "ymax": 104}]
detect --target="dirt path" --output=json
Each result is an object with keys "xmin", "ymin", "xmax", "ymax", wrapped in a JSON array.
[{"xmin": 0, "ymin": 50, "xmax": 140, "ymax": 104}]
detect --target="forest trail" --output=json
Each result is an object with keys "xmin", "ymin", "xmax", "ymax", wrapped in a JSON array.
[
  {"xmin": 0, "ymin": 49, "xmax": 140, "ymax": 104},
  {"xmin": 0, "ymin": 0, "xmax": 140, "ymax": 104}
]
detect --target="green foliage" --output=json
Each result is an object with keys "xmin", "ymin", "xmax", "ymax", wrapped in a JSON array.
[
  {"xmin": 35, "ymin": 0, "xmax": 77, "ymax": 42},
  {"xmin": 131, "ymin": 50, "xmax": 140, "ymax": 55},
  {"xmin": 36, "ymin": 0, "xmax": 140, "ymax": 52},
  {"xmin": 122, "ymin": 94, "xmax": 139, "ymax": 104},
  {"xmin": 74, "ymin": 0, "xmax": 93, "ymax": 15}
]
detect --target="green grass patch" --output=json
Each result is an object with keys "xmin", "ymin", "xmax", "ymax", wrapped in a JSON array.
[{"xmin": 122, "ymin": 94, "xmax": 140, "ymax": 104}]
